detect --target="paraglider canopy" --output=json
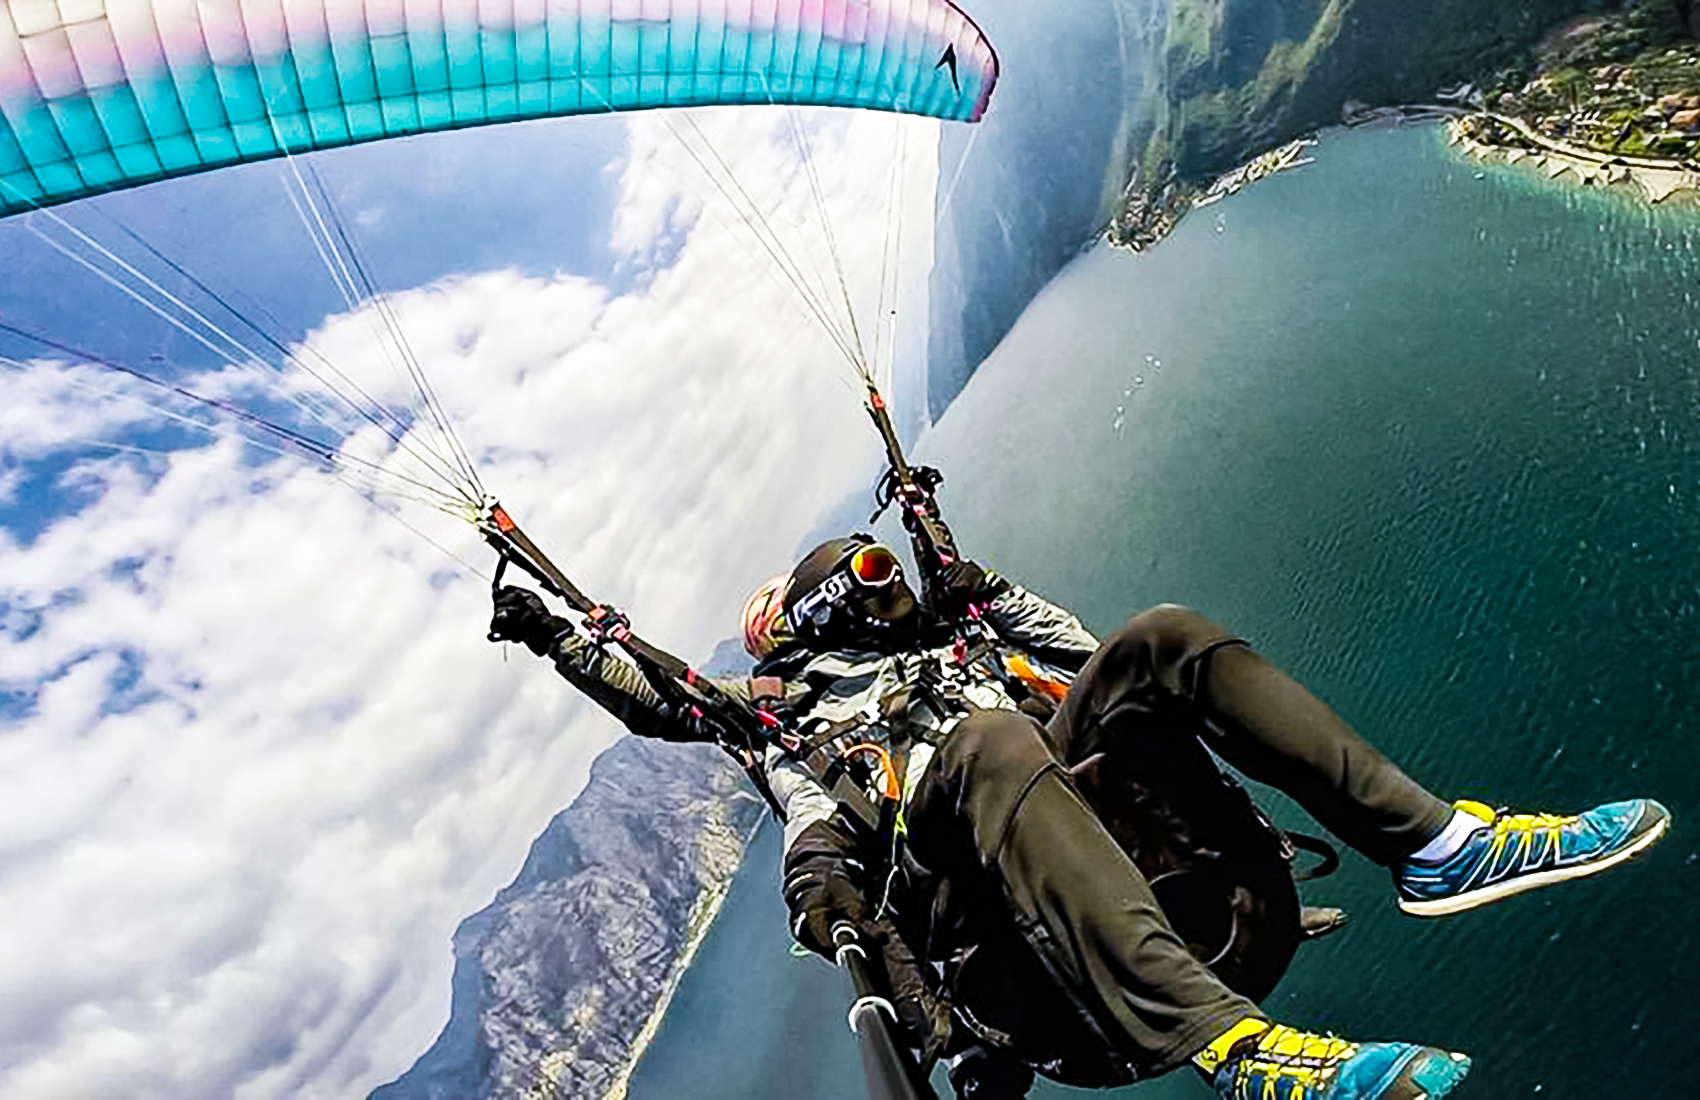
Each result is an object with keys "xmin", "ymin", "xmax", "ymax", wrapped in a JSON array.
[{"xmin": 0, "ymin": 0, "xmax": 999, "ymax": 218}]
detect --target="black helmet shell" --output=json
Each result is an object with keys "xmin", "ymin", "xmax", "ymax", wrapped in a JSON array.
[
  {"xmin": 784, "ymin": 536, "xmax": 874, "ymax": 617},
  {"xmin": 785, "ymin": 534, "xmax": 918, "ymax": 649}
]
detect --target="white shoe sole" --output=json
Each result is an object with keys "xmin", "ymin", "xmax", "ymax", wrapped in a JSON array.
[{"xmin": 1398, "ymin": 812, "xmax": 1670, "ymax": 918}]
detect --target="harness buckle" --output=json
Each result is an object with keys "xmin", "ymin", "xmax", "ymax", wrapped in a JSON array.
[{"xmin": 582, "ymin": 604, "xmax": 632, "ymax": 647}]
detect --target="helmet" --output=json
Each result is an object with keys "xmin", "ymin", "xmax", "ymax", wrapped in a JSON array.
[
  {"xmin": 783, "ymin": 535, "xmax": 915, "ymax": 650},
  {"xmin": 741, "ymin": 574, "xmax": 793, "ymax": 660}
]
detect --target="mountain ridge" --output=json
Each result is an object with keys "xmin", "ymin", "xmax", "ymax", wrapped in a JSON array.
[{"xmin": 370, "ymin": 735, "xmax": 764, "ymax": 1100}]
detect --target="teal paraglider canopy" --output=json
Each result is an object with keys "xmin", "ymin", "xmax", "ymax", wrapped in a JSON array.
[{"xmin": 0, "ymin": 0, "xmax": 999, "ymax": 218}]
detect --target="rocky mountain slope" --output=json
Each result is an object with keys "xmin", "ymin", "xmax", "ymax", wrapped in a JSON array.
[
  {"xmin": 371, "ymin": 735, "xmax": 764, "ymax": 1100},
  {"xmin": 1143, "ymin": 0, "xmax": 1628, "ymax": 180}
]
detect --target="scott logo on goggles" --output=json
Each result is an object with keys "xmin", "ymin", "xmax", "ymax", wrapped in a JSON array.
[{"xmin": 793, "ymin": 571, "xmax": 859, "ymax": 626}]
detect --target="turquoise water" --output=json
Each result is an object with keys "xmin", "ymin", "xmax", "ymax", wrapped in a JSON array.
[{"xmin": 631, "ymin": 125, "xmax": 1700, "ymax": 1099}]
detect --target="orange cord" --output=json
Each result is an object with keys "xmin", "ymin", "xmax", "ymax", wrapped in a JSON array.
[{"xmin": 840, "ymin": 742, "xmax": 902, "ymax": 801}]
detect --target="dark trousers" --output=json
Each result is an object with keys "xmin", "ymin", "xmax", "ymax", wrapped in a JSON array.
[{"xmin": 905, "ymin": 605, "xmax": 1452, "ymax": 1077}]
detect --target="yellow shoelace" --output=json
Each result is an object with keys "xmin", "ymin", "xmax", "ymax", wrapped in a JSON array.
[
  {"xmin": 1194, "ymin": 1020, "xmax": 1361, "ymax": 1093},
  {"xmin": 1456, "ymin": 800, "xmax": 1575, "ymax": 858}
]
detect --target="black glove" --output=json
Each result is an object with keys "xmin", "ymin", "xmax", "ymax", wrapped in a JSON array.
[
  {"xmin": 665, "ymin": 705, "xmax": 728, "ymax": 746},
  {"xmin": 794, "ymin": 868, "xmax": 874, "ymax": 957},
  {"xmin": 935, "ymin": 559, "xmax": 1010, "ymax": 617},
  {"xmin": 784, "ymin": 817, "xmax": 878, "ymax": 957},
  {"xmin": 489, "ymin": 586, "xmax": 572, "ymax": 656}
]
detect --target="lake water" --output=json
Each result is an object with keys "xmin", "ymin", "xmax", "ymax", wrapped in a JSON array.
[{"xmin": 629, "ymin": 124, "xmax": 1700, "ymax": 1100}]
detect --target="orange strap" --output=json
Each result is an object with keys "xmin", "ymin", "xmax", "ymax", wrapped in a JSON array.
[
  {"xmin": 1004, "ymin": 653, "xmax": 1071, "ymax": 703},
  {"xmin": 840, "ymin": 743, "xmax": 902, "ymax": 802}
]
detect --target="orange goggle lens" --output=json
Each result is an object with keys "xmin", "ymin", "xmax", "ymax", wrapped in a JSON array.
[{"xmin": 848, "ymin": 544, "xmax": 900, "ymax": 587}]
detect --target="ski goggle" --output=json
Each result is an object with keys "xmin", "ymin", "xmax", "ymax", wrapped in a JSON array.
[
  {"xmin": 791, "ymin": 544, "xmax": 902, "ymax": 628},
  {"xmin": 846, "ymin": 544, "xmax": 900, "ymax": 587}
]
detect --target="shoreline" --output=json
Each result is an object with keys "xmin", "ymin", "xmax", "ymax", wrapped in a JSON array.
[
  {"xmin": 597, "ymin": 809, "xmax": 765, "ymax": 1100},
  {"xmin": 1448, "ymin": 111, "xmax": 1700, "ymax": 203},
  {"xmin": 509, "ymin": 802, "xmax": 762, "ymax": 1100},
  {"xmin": 1191, "ymin": 137, "xmax": 1319, "ymax": 209},
  {"xmin": 1105, "ymin": 7, "xmax": 1700, "ymax": 254},
  {"xmin": 1109, "ymin": 104, "xmax": 1700, "ymax": 258},
  {"xmin": 1106, "ymin": 136, "xmax": 1321, "ymax": 252}
]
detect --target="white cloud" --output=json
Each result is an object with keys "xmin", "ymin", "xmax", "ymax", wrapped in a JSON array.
[
  {"xmin": 0, "ymin": 360, "xmax": 175, "ymax": 457},
  {"xmin": 0, "ymin": 107, "xmax": 939, "ymax": 1099}
]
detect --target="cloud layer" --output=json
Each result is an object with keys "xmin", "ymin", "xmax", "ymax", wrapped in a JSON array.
[{"xmin": 0, "ymin": 107, "xmax": 938, "ymax": 1098}]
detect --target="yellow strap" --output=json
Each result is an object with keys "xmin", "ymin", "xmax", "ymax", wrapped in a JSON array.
[{"xmin": 1192, "ymin": 1017, "xmax": 1271, "ymax": 1074}]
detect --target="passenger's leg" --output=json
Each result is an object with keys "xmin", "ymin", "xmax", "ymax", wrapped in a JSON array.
[
  {"xmin": 915, "ymin": 708, "xmax": 1470, "ymax": 1099},
  {"xmin": 907, "ymin": 709, "xmax": 1263, "ymax": 1077},
  {"xmin": 1046, "ymin": 603, "xmax": 1451, "ymax": 866},
  {"xmin": 1048, "ymin": 603, "xmax": 1669, "ymax": 911}
]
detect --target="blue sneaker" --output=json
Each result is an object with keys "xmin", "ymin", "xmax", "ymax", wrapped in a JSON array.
[
  {"xmin": 1198, "ymin": 1021, "xmax": 1470, "ymax": 1100},
  {"xmin": 1396, "ymin": 798, "xmax": 1670, "ymax": 917}
]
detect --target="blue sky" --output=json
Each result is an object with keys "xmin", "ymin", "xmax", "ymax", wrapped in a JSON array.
[
  {"xmin": 0, "ymin": 115, "xmax": 628, "ymax": 370},
  {"xmin": 0, "ymin": 113, "xmax": 630, "ymax": 547},
  {"xmin": 0, "ymin": 105, "xmax": 940, "ymax": 1098}
]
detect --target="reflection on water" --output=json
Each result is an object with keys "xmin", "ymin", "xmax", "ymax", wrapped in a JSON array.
[{"xmin": 632, "ymin": 125, "xmax": 1700, "ymax": 1100}]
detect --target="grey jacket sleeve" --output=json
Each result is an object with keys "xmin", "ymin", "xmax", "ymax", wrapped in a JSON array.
[
  {"xmin": 769, "ymin": 752, "xmax": 843, "ymax": 851},
  {"xmin": 546, "ymin": 633, "xmax": 724, "ymax": 743},
  {"xmin": 981, "ymin": 582, "xmax": 1100, "ymax": 668}
]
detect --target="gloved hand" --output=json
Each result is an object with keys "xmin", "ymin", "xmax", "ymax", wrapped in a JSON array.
[
  {"xmin": 935, "ymin": 558, "xmax": 1010, "ymax": 617},
  {"xmin": 662, "ymin": 705, "xmax": 728, "ymax": 746},
  {"xmin": 794, "ymin": 868, "xmax": 875, "ymax": 958},
  {"xmin": 488, "ymin": 586, "xmax": 572, "ymax": 656}
]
